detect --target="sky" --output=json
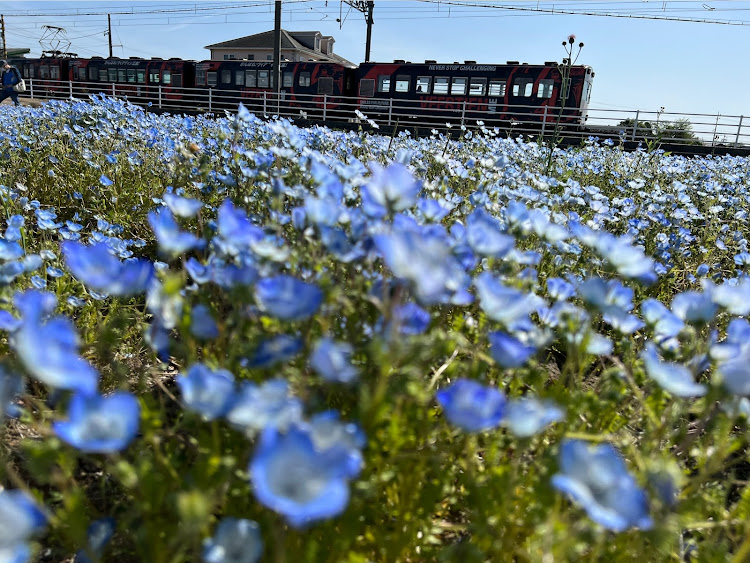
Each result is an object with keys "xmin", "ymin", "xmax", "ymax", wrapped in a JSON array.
[{"xmin": 1, "ymin": 0, "xmax": 749, "ymax": 124}]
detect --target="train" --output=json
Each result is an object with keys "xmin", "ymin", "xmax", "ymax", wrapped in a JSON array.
[{"xmin": 8, "ymin": 55, "xmax": 595, "ymax": 128}]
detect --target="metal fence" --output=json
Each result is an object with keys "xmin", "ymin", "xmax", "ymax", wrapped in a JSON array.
[{"xmin": 15, "ymin": 78, "xmax": 750, "ymax": 149}]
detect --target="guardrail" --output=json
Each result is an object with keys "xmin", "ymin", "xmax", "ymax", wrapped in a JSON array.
[{"xmin": 14, "ymin": 78, "xmax": 750, "ymax": 150}]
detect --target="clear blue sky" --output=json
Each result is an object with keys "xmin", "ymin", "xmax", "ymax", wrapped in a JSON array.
[{"xmin": 1, "ymin": 1, "xmax": 748, "ymax": 118}]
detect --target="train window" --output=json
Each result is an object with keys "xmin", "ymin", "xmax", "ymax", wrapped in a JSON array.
[
  {"xmin": 469, "ymin": 78, "xmax": 487, "ymax": 96},
  {"xmin": 108, "ymin": 68, "xmax": 117, "ymax": 82},
  {"xmin": 137, "ymin": 70, "xmax": 146, "ymax": 84},
  {"xmin": 71, "ymin": 67, "xmax": 79, "ymax": 80},
  {"xmin": 395, "ymin": 75, "xmax": 410, "ymax": 93},
  {"xmin": 359, "ymin": 79, "xmax": 375, "ymax": 97},
  {"xmin": 163, "ymin": 70, "xmax": 172, "ymax": 85},
  {"xmin": 537, "ymin": 79, "xmax": 554, "ymax": 99},
  {"xmin": 22, "ymin": 65, "xmax": 30, "ymax": 79},
  {"xmin": 377, "ymin": 75, "xmax": 391, "ymax": 93},
  {"xmin": 299, "ymin": 72, "xmax": 311, "ymax": 87},
  {"xmin": 51, "ymin": 66, "xmax": 60, "ymax": 80},
  {"xmin": 283, "ymin": 72, "xmax": 293, "ymax": 88},
  {"xmin": 318, "ymin": 77, "xmax": 333, "ymax": 95},
  {"xmin": 172, "ymin": 74, "xmax": 182, "ymax": 87},
  {"xmin": 196, "ymin": 71, "xmax": 206, "ymax": 87},
  {"xmin": 235, "ymin": 71, "xmax": 245, "ymax": 86},
  {"xmin": 117, "ymin": 69, "xmax": 126, "ymax": 82},
  {"xmin": 416, "ymin": 76, "xmax": 431, "ymax": 94},
  {"xmin": 488, "ymin": 80, "xmax": 506, "ymax": 96},
  {"xmin": 29, "ymin": 66, "xmax": 35, "ymax": 79},
  {"xmin": 512, "ymin": 78, "xmax": 534, "ymax": 97},
  {"xmin": 221, "ymin": 70, "xmax": 232, "ymax": 84},
  {"xmin": 88, "ymin": 67, "xmax": 97, "ymax": 81},
  {"xmin": 149, "ymin": 69, "xmax": 160, "ymax": 83},
  {"xmin": 99, "ymin": 69, "xmax": 108, "ymax": 82},
  {"xmin": 127, "ymin": 69, "xmax": 136, "ymax": 83},
  {"xmin": 246, "ymin": 70, "xmax": 257, "ymax": 87},
  {"xmin": 433, "ymin": 77, "xmax": 449, "ymax": 95},
  {"xmin": 39, "ymin": 65, "xmax": 49, "ymax": 79},
  {"xmin": 258, "ymin": 70, "xmax": 270, "ymax": 88},
  {"xmin": 207, "ymin": 72, "xmax": 218, "ymax": 87},
  {"xmin": 450, "ymin": 77, "xmax": 467, "ymax": 96}
]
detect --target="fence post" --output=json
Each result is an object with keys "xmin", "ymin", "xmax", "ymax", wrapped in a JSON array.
[
  {"xmin": 158, "ymin": 85, "xmax": 163, "ymax": 109},
  {"xmin": 323, "ymin": 94, "xmax": 327, "ymax": 122},
  {"xmin": 112, "ymin": 83, "xmax": 116, "ymax": 98},
  {"xmin": 541, "ymin": 105, "xmax": 548, "ymax": 137},
  {"xmin": 209, "ymin": 88, "xmax": 212, "ymax": 112},
  {"xmin": 461, "ymin": 100, "xmax": 466, "ymax": 127},
  {"xmin": 29, "ymin": 78, "xmax": 33, "ymax": 100},
  {"xmin": 631, "ymin": 110, "xmax": 639, "ymax": 142},
  {"xmin": 735, "ymin": 115, "xmax": 744, "ymax": 147},
  {"xmin": 388, "ymin": 98, "xmax": 392, "ymax": 125},
  {"xmin": 69, "ymin": 81, "xmax": 73, "ymax": 100}
]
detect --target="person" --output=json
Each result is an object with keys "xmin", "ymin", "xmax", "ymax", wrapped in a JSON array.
[{"xmin": 0, "ymin": 60, "xmax": 21, "ymax": 106}]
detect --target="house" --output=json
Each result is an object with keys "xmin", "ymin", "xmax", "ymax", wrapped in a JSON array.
[{"xmin": 204, "ymin": 30, "xmax": 355, "ymax": 67}]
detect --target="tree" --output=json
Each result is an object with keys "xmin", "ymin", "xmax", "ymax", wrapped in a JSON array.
[{"xmin": 616, "ymin": 117, "xmax": 702, "ymax": 145}]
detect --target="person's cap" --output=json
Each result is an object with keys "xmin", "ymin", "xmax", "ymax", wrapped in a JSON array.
[{"xmin": 0, "ymin": 61, "xmax": 7, "ymax": 67}]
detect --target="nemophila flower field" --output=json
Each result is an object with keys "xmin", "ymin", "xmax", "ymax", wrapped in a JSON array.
[{"xmin": 2, "ymin": 95, "xmax": 750, "ymax": 561}]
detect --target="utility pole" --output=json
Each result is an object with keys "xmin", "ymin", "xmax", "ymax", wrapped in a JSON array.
[
  {"xmin": 273, "ymin": 1, "xmax": 281, "ymax": 94},
  {"xmin": 343, "ymin": 2, "xmax": 374, "ymax": 62},
  {"xmin": 1, "ymin": 15, "xmax": 7, "ymax": 60},
  {"xmin": 107, "ymin": 14, "xmax": 112, "ymax": 58}
]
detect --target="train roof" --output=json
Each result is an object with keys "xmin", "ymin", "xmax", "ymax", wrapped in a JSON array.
[{"xmin": 362, "ymin": 60, "xmax": 592, "ymax": 69}]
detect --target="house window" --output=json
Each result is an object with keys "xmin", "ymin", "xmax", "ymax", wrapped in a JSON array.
[
  {"xmin": 537, "ymin": 79, "xmax": 554, "ymax": 98},
  {"xmin": 512, "ymin": 77, "xmax": 534, "ymax": 97},
  {"xmin": 149, "ymin": 69, "xmax": 160, "ymax": 84},
  {"xmin": 223, "ymin": 54, "xmax": 236, "ymax": 60},
  {"xmin": 283, "ymin": 71, "xmax": 293, "ymax": 88},
  {"xmin": 207, "ymin": 71, "xmax": 218, "ymax": 87},
  {"xmin": 469, "ymin": 77, "xmax": 487, "ymax": 96},
  {"xmin": 248, "ymin": 54, "xmax": 254, "ymax": 60},
  {"xmin": 433, "ymin": 76, "xmax": 449, "ymax": 95},
  {"xmin": 416, "ymin": 76, "xmax": 431, "ymax": 94},
  {"xmin": 450, "ymin": 77, "xmax": 467, "ymax": 96},
  {"xmin": 137, "ymin": 70, "xmax": 146, "ymax": 84},
  {"xmin": 221, "ymin": 70, "xmax": 232, "ymax": 84},
  {"xmin": 488, "ymin": 79, "xmax": 506, "ymax": 96},
  {"xmin": 235, "ymin": 70, "xmax": 245, "ymax": 86},
  {"xmin": 246, "ymin": 70, "xmax": 256, "ymax": 87},
  {"xmin": 299, "ymin": 72, "xmax": 311, "ymax": 87},
  {"xmin": 376, "ymin": 75, "xmax": 390, "ymax": 93},
  {"xmin": 394, "ymin": 75, "xmax": 410, "ymax": 93},
  {"xmin": 266, "ymin": 55, "xmax": 272, "ymax": 60}
]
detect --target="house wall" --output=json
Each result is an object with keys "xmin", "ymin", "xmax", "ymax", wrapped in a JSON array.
[{"xmin": 208, "ymin": 48, "xmax": 328, "ymax": 62}]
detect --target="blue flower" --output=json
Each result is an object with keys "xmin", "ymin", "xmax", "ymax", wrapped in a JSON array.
[
  {"xmin": 190, "ymin": 304, "xmax": 219, "ymax": 340},
  {"xmin": 177, "ymin": 364, "xmax": 235, "ymax": 420},
  {"xmin": 163, "ymin": 191, "xmax": 203, "ymax": 218},
  {"xmin": 671, "ymin": 291, "xmax": 717, "ymax": 325},
  {"xmin": 641, "ymin": 298, "xmax": 684, "ymax": 343},
  {"xmin": 391, "ymin": 302, "xmax": 431, "ymax": 335},
  {"xmin": 53, "ymin": 392, "xmax": 140, "ymax": 453},
  {"xmin": 11, "ymin": 291, "xmax": 99, "ymax": 395},
  {"xmin": 62, "ymin": 242, "xmax": 154, "ymax": 297},
  {"xmin": 203, "ymin": 518, "xmax": 263, "ymax": 563},
  {"xmin": 488, "ymin": 331, "xmax": 536, "ymax": 368},
  {"xmin": 254, "ymin": 276, "xmax": 323, "ymax": 321},
  {"xmin": 641, "ymin": 343, "xmax": 707, "ymax": 397},
  {"xmin": 547, "ymin": 277, "xmax": 576, "ymax": 301},
  {"xmin": 99, "ymin": 174, "xmax": 113, "ymax": 186},
  {"xmin": 503, "ymin": 397, "xmax": 565, "ymax": 437},
  {"xmin": 250, "ymin": 423, "xmax": 359, "ymax": 528},
  {"xmin": 310, "ymin": 338, "xmax": 359, "ymax": 384},
  {"xmin": 148, "ymin": 208, "xmax": 204, "ymax": 257},
  {"xmin": 226, "ymin": 379, "xmax": 303, "ymax": 433},
  {"xmin": 245, "ymin": 334, "xmax": 303, "ymax": 369},
  {"xmin": 551, "ymin": 440, "xmax": 653, "ymax": 532},
  {"xmin": 474, "ymin": 273, "xmax": 543, "ymax": 330},
  {"xmin": 0, "ymin": 366, "xmax": 23, "ymax": 419},
  {"xmin": 465, "ymin": 209, "xmax": 515, "ymax": 258},
  {"xmin": 360, "ymin": 162, "xmax": 421, "ymax": 217},
  {"xmin": 74, "ymin": 517, "xmax": 116, "ymax": 563},
  {"xmin": 436, "ymin": 379, "xmax": 506, "ymax": 432},
  {"xmin": 215, "ymin": 200, "xmax": 264, "ymax": 256},
  {"xmin": 0, "ymin": 489, "xmax": 46, "ymax": 549}
]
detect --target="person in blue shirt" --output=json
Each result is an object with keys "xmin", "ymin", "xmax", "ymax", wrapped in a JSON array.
[{"xmin": 0, "ymin": 60, "xmax": 21, "ymax": 106}]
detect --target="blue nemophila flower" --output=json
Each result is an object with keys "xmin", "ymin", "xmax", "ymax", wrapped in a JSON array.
[
  {"xmin": 391, "ymin": 302, "xmax": 431, "ymax": 335},
  {"xmin": 74, "ymin": 517, "xmax": 115, "ymax": 563},
  {"xmin": 0, "ymin": 366, "xmax": 23, "ymax": 419},
  {"xmin": 641, "ymin": 298, "xmax": 684, "ymax": 343},
  {"xmin": 53, "ymin": 392, "xmax": 140, "ymax": 453},
  {"xmin": 310, "ymin": 338, "xmax": 359, "ymax": 384},
  {"xmin": 465, "ymin": 209, "xmax": 515, "ymax": 258},
  {"xmin": 474, "ymin": 272, "xmax": 544, "ymax": 330},
  {"xmin": 190, "ymin": 304, "xmax": 219, "ymax": 340},
  {"xmin": 177, "ymin": 364, "xmax": 235, "ymax": 420},
  {"xmin": 0, "ymin": 543, "xmax": 31, "ymax": 562},
  {"xmin": 0, "ymin": 489, "xmax": 47, "ymax": 548},
  {"xmin": 246, "ymin": 334, "xmax": 303, "ymax": 369},
  {"xmin": 226, "ymin": 379, "xmax": 303, "ymax": 433},
  {"xmin": 436, "ymin": 379, "xmax": 506, "ymax": 432},
  {"xmin": 488, "ymin": 331, "xmax": 536, "ymax": 368},
  {"xmin": 551, "ymin": 440, "xmax": 653, "ymax": 532},
  {"xmin": 163, "ymin": 191, "xmax": 203, "ymax": 218},
  {"xmin": 203, "ymin": 518, "xmax": 263, "ymax": 563},
  {"xmin": 99, "ymin": 174, "xmax": 113, "ymax": 186},
  {"xmin": 308, "ymin": 411, "xmax": 366, "ymax": 477},
  {"xmin": 10, "ymin": 291, "xmax": 99, "ymax": 395},
  {"xmin": 503, "ymin": 397, "xmax": 565, "ymax": 437},
  {"xmin": 671, "ymin": 291, "xmax": 717, "ymax": 325},
  {"xmin": 254, "ymin": 276, "xmax": 323, "ymax": 321},
  {"xmin": 547, "ymin": 277, "xmax": 576, "ymax": 301},
  {"xmin": 62, "ymin": 242, "xmax": 154, "ymax": 297},
  {"xmin": 713, "ymin": 320, "xmax": 750, "ymax": 396},
  {"xmin": 148, "ymin": 208, "xmax": 204, "ymax": 257},
  {"xmin": 641, "ymin": 343, "xmax": 707, "ymax": 398},
  {"xmin": 250, "ymin": 422, "xmax": 361, "ymax": 528},
  {"xmin": 0, "ymin": 240, "xmax": 23, "ymax": 261},
  {"xmin": 215, "ymin": 200, "xmax": 264, "ymax": 256},
  {"xmin": 360, "ymin": 162, "xmax": 421, "ymax": 217},
  {"xmin": 704, "ymin": 279, "xmax": 750, "ymax": 316}
]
